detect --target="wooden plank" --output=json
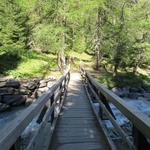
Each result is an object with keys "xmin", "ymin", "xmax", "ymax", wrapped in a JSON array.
[
  {"xmin": 87, "ymin": 82, "xmax": 135, "ymax": 150},
  {"xmin": 52, "ymin": 142, "xmax": 106, "ymax": 150},
  {"xmin": 55, "ymin": 136, "xmax": 101, "ymax": 144},
  {"xmin": 84, "ymin": 84, "xmax": 117, "ymax": 150},
  {"xmin": 86, "ymin": 72, "xmax": 150, "ymax": 139},
  {"xmin": 27, "ymin": 78, "xmax": 69, "ymax": 150},
  {"xmin": 50, "ymin": 73, "xmax": 110, "ymax": 150},
  {"xmin": 0, "ymin": 69, "xmax": 70, "ymax": 150}
]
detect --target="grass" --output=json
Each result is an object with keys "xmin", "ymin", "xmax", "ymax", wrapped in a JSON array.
[
  {"xmin": 2, "ymin": 49, "xmax": 148, "ymax": 89},
  {"xmin": 0, "ymin": 49, "xmax": 92, "ymax": 78},
  {"xmin": 66, "ymin": 51, "xmax": 93, "ymax": 70},
  {"xmin": 67, "ymin": 51, "xmax": 92, "ymax": 62},
  {"xmin": 0, "ymin": 50, "xmax": 57, "ymax": 78},
  {"xmin": 97, "ymin": 71, "xmax": 150, "ymax": 89}
]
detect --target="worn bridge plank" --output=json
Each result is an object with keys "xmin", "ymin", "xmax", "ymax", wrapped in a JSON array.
[{"xmin": 49, "ymin": 73, "xmax": 110, "ymax": 150}]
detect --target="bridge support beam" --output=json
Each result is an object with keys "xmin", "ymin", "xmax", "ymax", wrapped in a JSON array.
[
  {"xmin": 133, "ymin": 126, "xmax": 150, "ymax": 150},
  {"xmin": 10, "ymin": 136, "xmax": 22, "ymax": 150},
  {"xmin": 98, "ymin": 92, "xmax": 116, "ymax": 120}
]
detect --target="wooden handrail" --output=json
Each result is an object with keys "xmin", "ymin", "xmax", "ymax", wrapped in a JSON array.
[
  {"xmin": 0, "ymin": 67, "xmax": 70, "ymax": 150},
  {"xmin": 80, "ymin": 67, "xmax": 150, "ymax": 149}
]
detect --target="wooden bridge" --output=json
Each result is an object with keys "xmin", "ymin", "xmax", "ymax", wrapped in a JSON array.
[{"xmin": 0, "ymin": 67, "xmax": 150, "ymax": 150}]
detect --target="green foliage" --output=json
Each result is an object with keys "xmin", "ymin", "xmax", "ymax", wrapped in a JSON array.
[
  {"xmin": 0, "ymin": 0, "xmax": 149, "ymax": 80},
  {"xmin": 98, "ymin": 72, "xmax": 150, "ymax": 89},
  {"xmin": 0, "ymin": 50, "xmax": 56, "ymax": 78},
  {"xmin": 32, "ymin": 24, "xmax": 63, "ymax": 53},
  {"xmin": 66, "ymin": 51, "xmax": 92, "ymax": 62},
  {"xmin": 0, "ymin": 0, "xmax": 28, "ymax": 51}
]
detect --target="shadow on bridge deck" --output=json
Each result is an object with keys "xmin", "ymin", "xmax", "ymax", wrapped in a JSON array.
[{"xmin": 49, "ymin": 72, "xmax": 110, "ymax": 150}]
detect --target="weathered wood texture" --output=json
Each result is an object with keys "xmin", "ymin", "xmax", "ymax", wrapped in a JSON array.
[
  {"xmin": 80, "ymin": 67, "xmax": 150, "ymax": 150},
  {"xmin": 49, "ymin": 73, "xmax": 110, "ymax": 150},
  {"xmin": 0, "ymin": 67, "xmax": 70, "ymax": 150}
]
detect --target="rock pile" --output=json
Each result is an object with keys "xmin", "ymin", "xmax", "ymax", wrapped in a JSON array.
[
  {"xmin": 0, "ymin": 76, "xmax": 56, "ymax": 112},
  {"xmin": 37, "ymin": 77, "xmax": 56, "ymax": 97},
  {"xmin": 111, "ymin": 87, "xmax": 150, "ymax": 101}
]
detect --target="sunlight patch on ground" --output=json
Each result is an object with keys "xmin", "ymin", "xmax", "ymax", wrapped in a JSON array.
[
  {"xmin": 137, "ymin": 67, "xmax": 150, "ymax": 76},
  {"xmin": 71, "ymin": 73, "xmax": 81, "ymax": 81}
]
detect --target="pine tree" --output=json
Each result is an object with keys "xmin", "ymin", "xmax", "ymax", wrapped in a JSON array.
[{"xmin": 0, "ymin": 0, "xmax": 27, "ymax": 51}]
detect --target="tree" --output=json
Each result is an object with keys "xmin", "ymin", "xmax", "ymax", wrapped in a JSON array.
[
  {"xmin": 0, "ymin": 0, "xmax": 27, "ymax": 51},
  {"xmin": 0, "ymin": 0, "xmax": 149, "ymax": 73}
]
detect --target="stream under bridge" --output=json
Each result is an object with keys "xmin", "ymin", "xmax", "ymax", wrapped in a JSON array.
[{"xmin": 0, "ymin": 67, "xmax": 150, "ymax": 150}]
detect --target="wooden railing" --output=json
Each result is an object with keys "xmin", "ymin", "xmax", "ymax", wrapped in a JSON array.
[
  {"xmin": 80, "ymin": 67, "xmax": 150, "ymax": 150},
  {"xmin": 0, "ymin": 67, "xmax": 70, "ymax": 150}
]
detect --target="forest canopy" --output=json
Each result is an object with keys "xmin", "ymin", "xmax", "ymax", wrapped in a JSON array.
[{"xmin": 0, "ymin": 0, "xmax": 150, "ymax": 77}]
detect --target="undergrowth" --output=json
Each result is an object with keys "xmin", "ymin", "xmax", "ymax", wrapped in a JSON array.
[{"xmin": 0, "ymin": 50, "xmax": 57, "ymax": 78}]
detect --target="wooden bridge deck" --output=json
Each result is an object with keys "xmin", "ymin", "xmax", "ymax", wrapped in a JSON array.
[
  {"xmin": 49, "ymin": 72, "xmax": 109, "ymax": 150},
  {"xmin": 1, "ymin": 68, "xmax": 150, "ymax": 150}
]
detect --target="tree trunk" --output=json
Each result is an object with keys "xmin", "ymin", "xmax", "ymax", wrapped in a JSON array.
[
  {"xmin": 63, "ymin": 16, "xmax": 67, "ymax": 50},
  {"xmin": 95, "ymin": 49, "xmax": 100, "ymax": 70},
  {"xmin": 57, "ymin": 50, "xmax": 65, "ymax": 71},
  {"xmin": 133, "ymin": 63, "xmax": 138, "ymax": 73},
  {"xmin": 95, "ymin": 7, "xmax": 101, "ymax": 70},
  {"xmin": 58, "ymin": 15, "xmax": 67, "ymax": 71},
  {"xmin": 113, "ymin": 64, "xmax": 118, "ymax": 76},
  {"xmin": 70, "ymin": 27, "xmax": 74, "ymax": 49},
  {"xmin": 63, "ymin": 32, "xmax": 66, "ymax": 50}
]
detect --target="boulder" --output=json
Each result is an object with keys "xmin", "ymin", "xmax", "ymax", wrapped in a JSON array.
[
  {"xmin": 0, "ymin": 95, "xmax": 2, "ymax": 102},
  {"xmin": 0, "ymin": 76, "xmax": 13, "ymax": 82},
  {"xmin": 27, "ymin": 81, "xmax": 39, "ymax": 90},
  {"xmin": 27, "ymin": 82, "xmax": 37, "ymax": 90},
  {"xmin": 46, "ymin": 76, "xmax": 56, "ymax": 81},
  {"xmin": 26, "ymin": 98, "xmax": 33, "ymax": 106},
  {"xmin": 111, "ymin": 87, "xmax": 123, "ymax": 96},
  {"xmin": 21, "ymin": 82, "xmax": 29, "ymax": 88},
  {"xmin": 0, "ymin": 81, "xmax": 7, "ymax": 88},
  {"xmin": 143, "ymin": 87, "xmax": 150, "ymax": 93},
  {"xmin": 39, "ymin": 82, "xmax": 47, "ymax": 88},
  {"xmin": 143, "ymin": 93, "xmax": 150, "ymax": 100},
  {"xmin": 30, "ymin": 90, "xmax": 38, "ymax": 99},
  {"xmin": 12, "ymin": 97, "xmax": 26, "ymax": 106},
  {"xmin": 138, "ymin": 87, "xmax": 145, "ymax": 93},
  {"xmin": 39, "ymin": 80, "xmax": 47, "ymax": 84},
  {"xmin": 0, "ymin": 75, "xmax": 57, "ymax": 111},
  {"xmin": 0, "ymin": 102, "xmax": 10, "ymax": 112},
  {"xmin": 37, "ymin": 90, "xmax": 43, "ymax": 97},
  {"xmin": 40, "ymin": 77, "xmax": 56, "ymax": 84},
  {"xmin": 137, "ymin": 97, "xmax": 146, "ymax": 101},
  {"xmin": 38, "ymin": 87, "xmax": 49, "ymax": 92},
  {"xmin": 0, "ymin": 87, "xmax": 15, "ymax": 95},
  {"xmin": 128, "ymin": 93, "xmax": 138, "ymax": 99},
  {"xmin": 6, "ymin": 79, "xmax": 20, "ymax": 88},
  {"xmin": 119, "ymin": 87, "xmax": 130, "ymax": 97},
  {"xmin": 2, "ymin": 95, "xmax": 26, "ymax": 106},
  {"xmin": 122, "ymin": 87, "xmax": 129, "ymax": 93},
  {"xmin": 47, "ymin": 82, "xmax": 53, "ymax": 88},
  {"xmin": 129, "ymin": 87, "xmax": 140, "ymax": 93},
  {"xmin": 19, "ymin": 88, "xmax": 31, "ymax": 95}
]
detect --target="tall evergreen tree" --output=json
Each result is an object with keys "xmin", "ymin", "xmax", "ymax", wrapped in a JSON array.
[{"xmin": 0, "ymin": 0, "xmax": 27, "ymax": 51}]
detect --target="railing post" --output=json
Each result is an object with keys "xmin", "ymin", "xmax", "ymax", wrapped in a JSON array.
[
  {"xmin": 50, "ymin": 94, "xmax": 55, "ymax": 124},
  {"xmin": 98, "ymin": 92, "xmax": 116, "ymax": 120},
  {"xmin": 10, "ymin": 137, "xmax": 22, "ymax": 150},
  {"xmin": 59, "ymin": 82, "xmax": 63, "ymax": 103},
  {"xmin": 133, "ymin": 126, "xmax": 150, "ymax": 150},
  {"xmin": 36, "ymin": 105, "xmax": 48, "ymax": 124},
  {"xmin": 81, "ymin": 68, "xmax": 150, "ymax": 149},
  {"xmin": 67, "ymin": 72, "xmax": 70, "ymax": 85}
]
